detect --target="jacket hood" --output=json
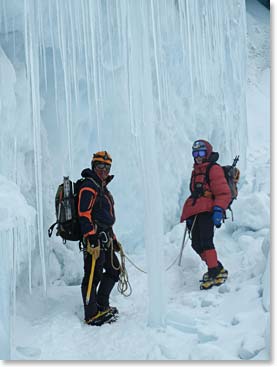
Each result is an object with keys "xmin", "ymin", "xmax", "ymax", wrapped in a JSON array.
[
  {"xmin": 193, "ymin": 151, "xmax": 219, "ymax": 168},
  {"xmin": 81, "ymin": 168, "xmax": 114, "ymax": 185}
]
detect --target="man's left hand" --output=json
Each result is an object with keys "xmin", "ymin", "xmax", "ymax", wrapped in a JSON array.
[
  {"xmin": 113, "ymin": 239, "xmax": 122, "ymax": 252},
  {"xmin": 212, "ymin": 206, "xmax": 223, "ymax": 228}
]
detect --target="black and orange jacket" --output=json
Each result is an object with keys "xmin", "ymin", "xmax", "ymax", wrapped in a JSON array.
[{"xmin": 78, "ymin": 168, "xmax": 116, "ymax": 238}]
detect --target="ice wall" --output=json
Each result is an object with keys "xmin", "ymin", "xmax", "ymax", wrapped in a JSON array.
[
  {"xmin": 0, "ymin": 175, "xmax": 36, "ymax": 359},
  {"xmin": 0, "ymin": 0, "xmax": 247, "ymax": 245},
  {"xmin": 0, "ymin": 0, "xmax": 247, "ymax": 328},
  {"xmin": 0, "ymin": 44, "xmax": 39, "ymax": 358}
]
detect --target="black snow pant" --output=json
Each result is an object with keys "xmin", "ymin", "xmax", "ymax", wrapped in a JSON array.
[
  {"xmin": 190, "ymin": 212, "xmax": 215, "ymax": 255},
  {"xmin": 81, "ymin": 248, "xmax": 120, "ymax": 321},
  {"xmin": 189, "ymin": 212, "xmax": 223, "ymax": 276}
]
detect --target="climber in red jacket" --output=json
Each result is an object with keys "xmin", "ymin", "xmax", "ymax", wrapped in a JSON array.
[{"xmin": 180, "ymin": 139, "xmax": 231, "ymax": 290}]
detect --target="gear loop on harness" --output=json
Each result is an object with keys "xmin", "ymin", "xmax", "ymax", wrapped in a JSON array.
[{"xmin": 98, "ymin": 231, "xmax": 109, "ymax": 244}]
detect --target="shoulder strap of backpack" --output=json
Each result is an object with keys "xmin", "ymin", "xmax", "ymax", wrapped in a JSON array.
[
  {"xmin": 87, "ymin": 176, "xmax": 101, "ymax": 189},
  {"xmin": 77, "ymin": 176, "xmax": 102, "ymax": 194},
  {"xmin": 48, "ymin": 221, "xmax": 57, "ymax": 238},
  {"xmin": 205, "ymin": 162, "xmax": 219, "ymax": 185}
]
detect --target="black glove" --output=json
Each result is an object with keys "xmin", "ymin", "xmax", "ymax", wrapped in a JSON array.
[
  {"xmin": 113, "ymin": 239, "xmax": 122, "ymax": 252},
  {"xmin": 87, "ymin": 234, "xmax": 99, "ymax": 248}
]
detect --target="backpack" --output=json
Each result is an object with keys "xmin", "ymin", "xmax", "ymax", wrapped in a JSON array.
[
  {"xmin": 206, "ymin": 155, "xmax": 240, "ymax": 217},
  {"xmin": 48, "ymin": 176, "xmax": 84, "ymax": 243}
]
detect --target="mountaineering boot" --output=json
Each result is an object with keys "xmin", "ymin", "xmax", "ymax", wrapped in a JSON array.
[
  {"xmin": 202, "ymin": 268, "xmax": 228, "ymax": 282},
  {"xmin": 200, "ymin": 270, "xmax": 228, "ymax": 290},
  {"xmin": 202, "ymin": 261, "xmax": 227, "ymax": 282},
  {"xmin": 200, "ymin": 264, "xmax": 228, "ymax": 290},
  {"xmin": 85, "ymin": 308, "xmax": 118, "ymax": 326},
  {"xmin": 98, "ymin": 304, "xmax": 119, "ymax": 316},
  {"xmin": 81, "ymin": 283, "xmax": 99, "ymax": 322}
]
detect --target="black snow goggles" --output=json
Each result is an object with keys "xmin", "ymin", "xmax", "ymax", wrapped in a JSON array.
[
  {"xmin": 192, "ymin": 150, "xmax": 206, "ymax": 158},
  {"xmin": 95, "ymin": 163, "xmax": 111, "ymax": 171}
]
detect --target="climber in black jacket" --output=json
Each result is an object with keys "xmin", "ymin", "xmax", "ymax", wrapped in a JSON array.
[{"xmin": 78, "ymin": 151, "xmax": 121, "ymax": 326}]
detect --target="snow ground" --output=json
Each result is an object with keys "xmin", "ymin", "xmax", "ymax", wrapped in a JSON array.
[{"xmin": 13, "ymin": 210, "xmax": 269, "ymax": 360}]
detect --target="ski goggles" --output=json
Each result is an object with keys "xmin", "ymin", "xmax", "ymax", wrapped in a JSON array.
[
  {"xmin": 95, "ymin": 163, "xmax": 111, "ymax": 171},
  {"xmin": 192, "ymin": 150, "xmax": 206, "ymax": 158}
]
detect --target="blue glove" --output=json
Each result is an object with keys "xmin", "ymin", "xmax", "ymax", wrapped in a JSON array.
[
  {"xmin": 186, "ymin": 218, "xmax": 193, "ymax": 230},
  {"xmin": 212, "ymin": 206, "xmax": 223, "ymax": 228}
]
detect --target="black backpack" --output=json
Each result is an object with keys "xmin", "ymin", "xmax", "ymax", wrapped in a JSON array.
[
  {"xmin": 206, "ymin": 155, "xmax": 240, "ymax": 217},
  {"xmin": 48, "ymin": 177, "xmax": 84, "ymax": 243}
]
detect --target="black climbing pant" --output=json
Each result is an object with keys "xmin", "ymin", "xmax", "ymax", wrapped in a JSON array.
[{"xmin": 81, "ymin": 248, "xmax": 120, "ymax": 321}]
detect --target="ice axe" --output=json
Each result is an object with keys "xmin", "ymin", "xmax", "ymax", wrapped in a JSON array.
[
  {"xmin": 178, "ymin": 225, "xmax": 188, "ymax": 266},
  {"xmin": 178, "ymin": 216, "xmax": 197, "ymax": 266},
  {"xmin": 86, "ymin": 253, "xmax": 97, "ymax": 305}
]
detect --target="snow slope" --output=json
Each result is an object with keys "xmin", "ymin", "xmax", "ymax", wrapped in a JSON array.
[
  {"xmin": 14, "ymin": 217, "xmax": 269, "ymax": 360},
  {"xmin": 12, "ymin": 191, "xmax": 270, "ymax": 361}
]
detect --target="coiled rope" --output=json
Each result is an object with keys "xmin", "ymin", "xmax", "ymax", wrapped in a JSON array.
[{"xmin": 110, "ymin": 240, "xmax": 132, "ymax": 297}]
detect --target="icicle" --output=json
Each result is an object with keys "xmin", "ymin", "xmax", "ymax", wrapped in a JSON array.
[
  {"xmin": 184, "ymin": 0, "xmax": 195, "ymax": 123},
  {"xmin": 150, "ymin": 0, "xmax": 163, "ymax": 122},
  {"xmin": 96, "ymin": 0, "xmax": 106, "ymax": 123},
  {"xmin": 106, "ymin": 0, "xmax": 116, "ymax": 92},
  {"xmin": 37, "ymin": 0, "xmax": 48, "ymax": 93},
  {"xmin": 10, "ymin": 226, "xmax": 16, "ymax": 359},
  {"xmin": 24, "ymin": 0, "xmax": 47, "ymax": 293},
  {"xmin": 57, "ymin": 2, "xmax": 73, "ymax": 174},
  {"xmin": 1, "ymin": 0, "xmax": 8, "ymax": 41},
  {"xmin": 87, "ymin": 1, "xmax": 101, "ymax": 148},
  {"xmin": 47, "ymin": 1, "xmax": 60, "ymax": 129},
  {"xmin": 125, "ymin": 0, "xmax": 136, "ymax": 138},
  {"xmin": 13, "ymin": 137, "xmax": 17, "ymax": 184},
  {"xmin": 27, "ymin": 224, "xmax": 32, "ymax": 294},
  {"xmin": 80, "ymin": 0, "xmax": 95, "ymax": 148},
  {"xmin": 68, "ymin": 2, "xmax": 79, "ymax": 108}
]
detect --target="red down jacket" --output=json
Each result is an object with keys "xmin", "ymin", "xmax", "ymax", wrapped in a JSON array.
[{"xmin": 180, "ymin": 161, "xmax": 231, "ymax": 221}]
